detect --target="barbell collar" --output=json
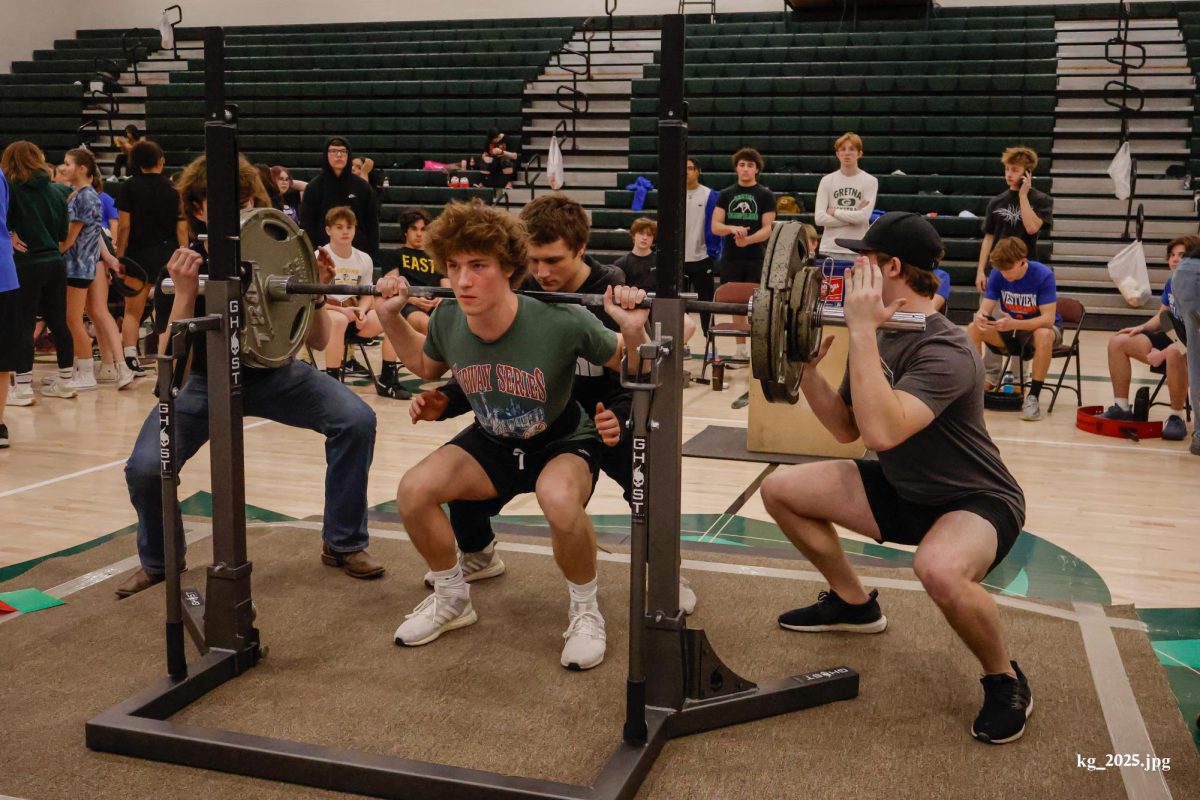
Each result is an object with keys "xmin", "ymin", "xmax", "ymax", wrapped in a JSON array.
[{"xmin": 162, "ymin": 277, "xmax": 927, "ymax": 331}]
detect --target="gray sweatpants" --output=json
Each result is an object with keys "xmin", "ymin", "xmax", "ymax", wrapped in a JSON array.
[{"xmin": 1171, "ymin": 258, "xmax": 1200, "ymax": 423}]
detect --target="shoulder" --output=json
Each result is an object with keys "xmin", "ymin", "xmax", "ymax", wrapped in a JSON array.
[
  {"xmin": 862, "ymin": 171, "xmax": 878, "ymax": 186},
  {"xmin": 1029, "ymin": 261, "xmax": 1055, "ymax": 281}
]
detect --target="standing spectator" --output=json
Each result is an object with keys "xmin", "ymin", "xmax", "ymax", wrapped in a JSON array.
[
  {"xmin": 612, "ymin": 217, "xmax": 658, "ymax": 292},
  {"xmin": 480, "ymin": 128, "xmax": 518, "ymax": 190},
  {"xmin": 271, "ymin": 166, "xmax": 306, "ymax": 222},
  {"xmin": 115, "ymin": 140, "xmax": 187, "ymax": 373},
  {"xmin": 1098, "ymin": 236, "xmax": 1197, "ymax": 440},
  {"xmin": 814, "ymin": 132, "xmax": 878, "ymax": 266},
  {"xmin": 975, "ymin": 146, "xmax": 1053, "ymax": 289},
  {"xmin": 300, "ymin": 137, "xmax": 378, "ymax": 257},
  {"xmin": 1171, "ymin": 242, "xmax": 1200, "ymax": 454},
  {"xmin": 111, "ymin": 125, "xmax": 144, "ymax": 178},
  {"xmin": 1, "ymin": 141, "xmax": 75, "ymax": 402},
  {"xmin": 0, "ymin": 166, "xmax": 21, "ymax": 445},
  {"xmin": 967, "ymin": 237, "xmax": 1061, "ymax": 422},
  {"xmin": 711, "ymin": 146, "xmax": 776, "ymax": 360},
  {"xmin": 59, "ymin": 148, "xmax": 133, "ymax": 391},
  {"xmin": 974, "ymin": 147, "xmax": 1054, "ymax": 387},
  {"xmin": 684, "ymin": 157, "xmax": 721, "ymax": 335}
]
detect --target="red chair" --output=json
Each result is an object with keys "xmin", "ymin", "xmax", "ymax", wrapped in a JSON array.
[{"xmin": 701, "ymin": 281, "xmax": 757, "ymax": 380}]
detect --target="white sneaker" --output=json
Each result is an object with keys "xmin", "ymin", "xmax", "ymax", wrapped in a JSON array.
[
  {"xmin": 40, "ymin": 380, "xmax": 77, "ymax": 399},
  {"xmin": 735, "ymin": 344, "xmax": 749, "ymax": 361},
  {"xmin": 679, "ymin": 577, "xmax": 697, "ymax": 615},
  {"xmin": 561, "ymin": 602, "xmax": 606, "ymax": 670},
  {"xmin": 116, "ymin": 362, "xmax": 135, "ymax": 390},
  {"xmin": 96, "ymin": 363, "xmax": 119, "ymax": 383},
  {"xmin": 6, "ymin": 385, "xmax": 35, "ymax": 406},
  {"xmin": 1020, "ymin": 394, "xmax": 1042, "ymax": 422},
  {"xmin": 41, "ymin": 373, "xmax": 69, "ymax": 386},
  {"xmin": 423, "ymin": 542, "xmax": 506, "ymax": 587},
  {"xmin": 66, "ymin": 369, "xmax": 98, "ymax": 392},
  {"xmin": 394, "ymin": 592, "xmax": 476, "ymax": 647}
]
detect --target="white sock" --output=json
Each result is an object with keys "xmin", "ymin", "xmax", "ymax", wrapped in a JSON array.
[
  {"xmin": 15, "ymin": 372, "xmax": 32, "ymax": 387},
  {"xmin": 568, "ymin": 577, "xmax": 599, "ymax": 607},
  {"xmin": 1113, "ymin": 398, "xmax": 1129, "ymax": 410},
  {"xmin": 429, "ymin": 564, "xmax": 469, "ymax": 601},
  {"xmin": 74, "ymin": 358, "xmax": 94, "ymax": 375},
  {"xmin": 58, "ymin": 366, "xmax": 73, "ymax": 380},
  {"xmin": 123, "ymin": 346, "xmax": 138, "ymax": 360}
]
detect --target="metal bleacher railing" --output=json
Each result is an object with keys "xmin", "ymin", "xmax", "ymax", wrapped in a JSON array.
[{"xmin": 1104, "ymin": 0, "xmax": 1146, "ymax": 240}]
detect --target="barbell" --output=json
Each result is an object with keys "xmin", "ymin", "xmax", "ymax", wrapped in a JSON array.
[{"xmin": 163, "ymin": 208, "xmax": 926, "ymax": 402}]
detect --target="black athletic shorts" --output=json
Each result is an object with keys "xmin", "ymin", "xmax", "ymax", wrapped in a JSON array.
[
  {"xmin": 67, "ymin": 276, "xmax": 93, "ymax": 289},
  {"xmin": 0, "ymin": 288, "xmax": 22, "ymax": 371},
  {"xmin": 718, "ymin": 259, "xmax": 762, "ymax": 285},
  {"xmin": 854, "ymin": 460, "xmax": 1022, "ymax": 572},
  {"xmin": 447, "ymin": 421, "xmax": 603, "ymax": 505},
  {"xmin": 1145, "ymin": 331, "xmax": 1173, "ymax": 351}
]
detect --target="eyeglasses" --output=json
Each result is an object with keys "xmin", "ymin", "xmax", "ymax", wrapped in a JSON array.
[{"xmin": 328, "ymin": 148, "xmax": 349, "ymax": 156}]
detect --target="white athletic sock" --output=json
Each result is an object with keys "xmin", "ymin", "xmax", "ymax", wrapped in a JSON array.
[
  {"xmin": 123, "ymin": 346, "xmax": 138, "ymax": 360},
  {"xmin": 429, "ymin": 564, "xmax": 469, "ymax": 600},
  {"xmin": 1113, "ymin": 398, "xmax": 1129, "ymax": 410},
  {"xmin": 58, "ymin": 366, "xmax": 73, "ymax": 380},
  {"xmin": 15, "ymin": 371, "xmax": 32, "ymax": 387},
  {"xmin": 568, "ymin": 577, "xmax": 599, "ymax": 607}
]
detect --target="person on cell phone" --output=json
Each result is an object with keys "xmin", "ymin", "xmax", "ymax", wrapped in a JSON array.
[{"xmin": 974, "ymin": 146, "xmax": 1054, "ymax": 388}]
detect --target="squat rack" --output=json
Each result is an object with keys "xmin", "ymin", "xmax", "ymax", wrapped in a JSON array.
[{"xmin": 85, "ymin": 17, "xmax": 858, "ymax": 799}]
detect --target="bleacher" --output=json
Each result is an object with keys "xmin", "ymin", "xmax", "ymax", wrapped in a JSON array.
[{"xmin": 3, "ymin": 2, "xmax": 1200, "ymax": 326}]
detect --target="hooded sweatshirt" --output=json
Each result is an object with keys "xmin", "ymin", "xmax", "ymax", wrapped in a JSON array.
[
  {"xmin": 298, "ymin": 136, "xmax": 379, "ymax": 256},
  {"xmin": 7, "ymin": 170, "xmax": 68, "ymax": 269}
]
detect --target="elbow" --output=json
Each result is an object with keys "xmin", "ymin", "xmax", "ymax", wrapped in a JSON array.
[{"xmin": 858, "ymin": 427, "xmax": 897, "ymax": 452}]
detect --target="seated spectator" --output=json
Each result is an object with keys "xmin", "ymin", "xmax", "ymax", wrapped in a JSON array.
[
  {"xmin": 480, "ymin": 129, "xmax": 517, "ymax": 190},
  {"xmin": 314, "ymin": 207, "xmax": 388, "ymax": 383},
  {"xmin": 112, "ymin": 125, "xmax": 144, "ymax": 178},
  {"xmin": 967, "ymin": 237, "xmax": 1061, "ymax": 422},
  {"xmin": 271, "ymin": 166, "xmax": 306, "ymax": 222},
  {"xmin": 255, "ymin": 164, "xmax": 285, "ymax": 211},
  {"xmin": 933, "ymin": 267, "xmax": 951, "ymax": 313},
  {"xmin": 1099, "ymin": 235, "xmax": 1197, "ymax": 441},
  {"xmin": 611, "ymin": 216, "xmax": 697, "ymax": 346}
]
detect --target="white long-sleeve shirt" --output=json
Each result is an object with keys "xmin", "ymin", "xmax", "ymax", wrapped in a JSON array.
[{"xmin": 814, "ymin": 169, "xmax": 878, "ymax": 256}]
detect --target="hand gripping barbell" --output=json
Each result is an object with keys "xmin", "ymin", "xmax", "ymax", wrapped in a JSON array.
[{"xmin": 162, "ymin": 208, "xmax": 926, "ymax": 401}]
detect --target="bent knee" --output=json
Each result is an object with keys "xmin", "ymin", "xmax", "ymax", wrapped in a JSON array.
[{"xmin": 913, "ymin": 556, "xmax": 975, "ymax": 604}]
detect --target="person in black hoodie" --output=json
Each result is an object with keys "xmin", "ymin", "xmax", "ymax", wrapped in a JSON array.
[
  {"xmin": 407, "ymin": 193, "xmax": 698, "ymax": 613},
  {"xmin": 299, "ymin": 137, "xmax": 379, "ymax": 257}
]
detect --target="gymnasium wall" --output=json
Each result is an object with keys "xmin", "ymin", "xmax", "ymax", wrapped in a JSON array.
[{"xmin": 0, "ymin": 0, "xmax": 1173, "ymax": 75}]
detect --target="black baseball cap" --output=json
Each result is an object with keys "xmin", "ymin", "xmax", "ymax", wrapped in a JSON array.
[{"xmin": 835, "ymin": 211, "xmax": 944, "ymax": 270}]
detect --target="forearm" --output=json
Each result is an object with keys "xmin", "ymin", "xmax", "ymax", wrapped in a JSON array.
[
  {"xmin": 305, "ymin": 304, "xmax": 332, "ymax": 350},
  {"xmin": 976, "ymin": 234, "xmax": 994, "ymax": 272},
  {"xmin": 1019, "ymin": 196, "xmax": 1043, "ymax": 235},
  {"xmin": 620, "ymin": 325, "xmax": 651, "ymax": 374},
  {"xmin": 847, "ymin": 330, "xmax": 911, "ymax": 451},
  {"xmin": 711, "ymin": 220, "xmax": 739, "ymax": 236},
  {"xmin": 800, "ymin": 373, "xmax": 859, "ymax": 443},
  {"xmin": 836, "ymin": 207, "xmax": 872, "ymax": 226},
  {"xmin": 743, "ymin": 224, "xmax": 773, "ymax": 245},
  {"xmin": 813, "ymin": 209, "xmax": 840, "ymax": 226}
]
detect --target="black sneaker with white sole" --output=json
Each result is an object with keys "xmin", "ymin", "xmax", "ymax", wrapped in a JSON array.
[
  {"xmin": 125, "ymin": 356, "xmax": 148, "ymax": 377},
  {"xmin": 972, "ymin": 660, "xmax": 1032, "ymax": 744},
  {"xmin": 778, "ymin": 589, "xmax": 888, "ymax": 633},
  {"xmin": 0, "ymin": 423, "xmax": 9, "ymax": 448}
]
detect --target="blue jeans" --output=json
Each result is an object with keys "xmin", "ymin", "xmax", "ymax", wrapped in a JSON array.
[
  {"xmin": 1172, "ymin": 258, "xmax": 1200, "ymax": 422},
  {"xmin": 125, "ymin": 359, "xmax": 377, "ymax": 577}
]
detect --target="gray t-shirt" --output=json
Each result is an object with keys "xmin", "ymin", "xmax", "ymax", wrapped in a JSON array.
[{"xmin": 838, "ymin": 313, "xmax": 1025, "ymax": 525}]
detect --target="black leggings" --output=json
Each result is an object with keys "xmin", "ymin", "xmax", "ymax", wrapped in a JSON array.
[
  {"xmin": 17, "ymin": 259, "xmax": 72, "ymax": 372},
  {"xmin": 685, "ymin": 257, "xmax": 716, "ymax": 335}
]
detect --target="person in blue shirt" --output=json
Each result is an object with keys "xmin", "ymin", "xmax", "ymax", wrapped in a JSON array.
[
  {"xmin": 1099, "ymin": 235, "xmax": 1194, "ymax": 440},
  {"xmin": 0, "ymin": 166, "xmax": 20, "ymax": 447},
  {"xmin": 967, "ymin": 236, "xmax": 1061, "ymax": 421},
  {"xmin": 933, "ymin": 267, "xmax": 951, "ymax": 313}
]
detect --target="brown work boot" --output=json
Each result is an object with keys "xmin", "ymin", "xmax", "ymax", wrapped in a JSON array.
[
  {"xmin": 321, "ymin": 546, "xmax": 385, "ymax": 579},
  {"xmin": 114, "ymin": 561, "xmax": 186, "ymax": 599}
]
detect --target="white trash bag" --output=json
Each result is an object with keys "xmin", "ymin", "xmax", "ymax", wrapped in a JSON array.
[
  {"xmin": 1107, "ymin": 239, "xmax": 1151, "ymax": 307},
  {"xmin": 548, "ymin": 134, "xmax": 565, "ymax": 190},
  {"xmin": 1107, "ymin": 141, "xmax": 1131, "ymax": 201}
]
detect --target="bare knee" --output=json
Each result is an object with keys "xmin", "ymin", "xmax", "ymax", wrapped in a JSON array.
[
  {"xmin": 397, "ymin": 473, "xmax": 439, "ymax": 519},
  {"xmin": 912, "ymin": 553, "xmax": 973, "ymax": 607},
  {"xmin": 536, "ymin": 484, "xmax": 585, "ymax": 530}
]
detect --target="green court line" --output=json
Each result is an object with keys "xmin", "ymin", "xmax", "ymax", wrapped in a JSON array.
[
  {"xmin": 1137, "ymin": 608, "xmax": 1200, "ymax": 750},
  {"xmin": 0, "ymin": 492, "xmax": 296, "ymax": 585}
]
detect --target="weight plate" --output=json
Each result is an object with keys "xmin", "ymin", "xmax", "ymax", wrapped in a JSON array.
[{"xmin": 238, "ymin": 207, "xmax": 317, "ymax": 369}]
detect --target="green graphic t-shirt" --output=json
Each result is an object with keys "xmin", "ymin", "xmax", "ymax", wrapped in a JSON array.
[{"xmin": 424, "ymin": 295, "xmax": 619, "ymax": 443}]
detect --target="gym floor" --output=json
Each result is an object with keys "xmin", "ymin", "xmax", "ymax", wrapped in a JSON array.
[{"xmin": 1, "ymin": 327, "xmax": 1198, "ymax": 796}]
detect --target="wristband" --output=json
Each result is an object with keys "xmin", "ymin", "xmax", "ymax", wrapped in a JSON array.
[{"xmin": 314, "ymin": 297, "xmax": 326, "ymax": 310}]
